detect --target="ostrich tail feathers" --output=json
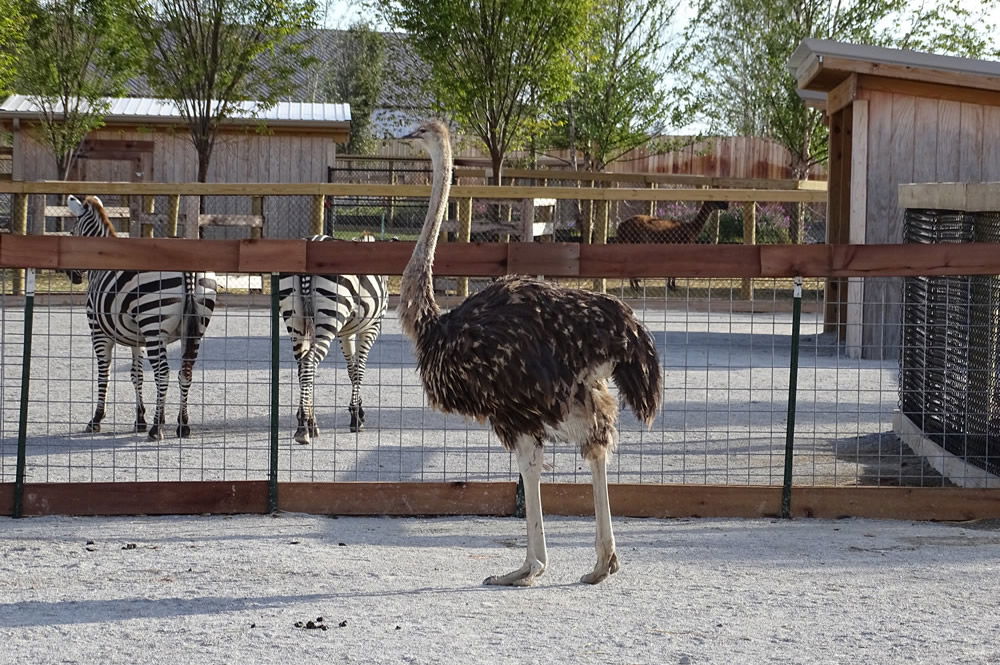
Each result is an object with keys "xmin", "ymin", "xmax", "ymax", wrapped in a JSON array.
[{"xmin": 613, "ymin": 323, "xmax": 662, "ymax": 426}]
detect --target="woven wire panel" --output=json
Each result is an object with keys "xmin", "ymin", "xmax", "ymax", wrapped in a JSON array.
[{"xmin": 901, "ymin": 209, "xmax": 999, "ymax": 475}]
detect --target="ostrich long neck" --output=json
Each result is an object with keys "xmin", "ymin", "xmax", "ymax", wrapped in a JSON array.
[{"xmin": 399, "ymin": 134, "xmax": 453, "ymax": 339}]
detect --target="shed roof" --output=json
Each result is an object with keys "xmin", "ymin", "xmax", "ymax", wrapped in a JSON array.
[
  {"xmin": 791, "ymin": 38, "xmax": 1000, "ymax": 94},
  {"xmin": 0, "ymin": 95, "xmax": 351, "ymax": 130}
]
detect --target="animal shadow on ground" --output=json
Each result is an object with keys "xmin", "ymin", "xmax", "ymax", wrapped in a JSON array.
[{"xmin": 832, "ymin": 431, "xmax": 953, "ymax": 487}]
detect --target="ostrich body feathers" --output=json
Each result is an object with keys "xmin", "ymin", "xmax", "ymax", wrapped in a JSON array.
[{"xmin": 411, "ymin": 275, "xmax": 661, "ymax": 457}]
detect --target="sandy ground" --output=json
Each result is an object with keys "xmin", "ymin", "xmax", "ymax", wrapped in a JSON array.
[
  {"xmin": 2, "ymin": 512, "xmax": 999, "ymax": 665},
  {"xmin": 1, "ymin": 300, "xmax": 937, "ymax": 487}
]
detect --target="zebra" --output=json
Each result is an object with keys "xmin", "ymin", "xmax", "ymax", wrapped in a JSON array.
[
  {"xmin": 278, "ymin": 234, "xmax": 388, "ymax": 442},
  {"xmin": 65, "ymin": 195, "xmax": 218, "ymax": 441}
]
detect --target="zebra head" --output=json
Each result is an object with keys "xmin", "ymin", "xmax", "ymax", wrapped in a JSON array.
[{"xmin": 65, "ymin": 194, "xmax": 116, "ymax": 284}]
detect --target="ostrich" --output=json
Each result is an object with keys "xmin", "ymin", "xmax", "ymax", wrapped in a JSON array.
[
  {"xmin": 616, "ymin": 201, "xmax": 729, "ymax": 291},
  {"xmin": 399, "ymin": 121, "xmax": 663, "ymax": 586}
]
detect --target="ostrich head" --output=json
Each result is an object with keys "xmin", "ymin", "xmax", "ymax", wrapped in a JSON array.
[{"xmin": 403, "ymin": 121, "xmax": 451, "ymax": 164}]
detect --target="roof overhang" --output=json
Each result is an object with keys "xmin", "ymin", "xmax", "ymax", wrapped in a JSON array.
[{"xmin": 789, "ymin": 38, "xmax": 1000, "ymax": 94}]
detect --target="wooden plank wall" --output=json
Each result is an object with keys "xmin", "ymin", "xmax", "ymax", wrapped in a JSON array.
[
  {"xmin": 366, "ymin": 136, "xmax": 830, "ymax": 181},
  {"xmin": 13, "ymin": 128, "xmax": 334, "ymax": 239},
  {"xmin": 859, "ymin": 89, "xmax": 1000, "ymax": 357}
]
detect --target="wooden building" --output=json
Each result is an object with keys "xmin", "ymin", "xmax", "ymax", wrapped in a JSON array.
[
  {"xmin": 791, "ymin": 39, "xmax": 1000, "ymax": 359},
  {"xmin": 0, "ymin": 95, "xmax": 351, "ymax": 238}
]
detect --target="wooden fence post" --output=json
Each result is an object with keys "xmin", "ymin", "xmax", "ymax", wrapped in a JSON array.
[
  {"xmin": 167, "ymin": 195, "xmax": 180, "ymax": 238},
  {"xmin": 252, "ymin": 195, "xmax": 264, "ymax": 240},
  {"xmin": 311, "ymin": 194, "xmax": 325, "ymax": 236},
  {"xmin": 741, "ymin": 201, "xmax": 756, "ymax": 300},
  {"xmin": 458, "ymin": 197, "xmax": 473, "ymax": 297},
  {"xmin": 593, "ymin": 199, "xmax": 610, "ymax": 293},
  {"xmin": 12, "ymin": 193, "xmax": 29, "ymax": 295}
]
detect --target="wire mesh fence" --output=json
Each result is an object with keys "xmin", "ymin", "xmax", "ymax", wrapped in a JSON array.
[{"xmin": 0, "ymin": 265, "xmax": 952, "ymax": 491}]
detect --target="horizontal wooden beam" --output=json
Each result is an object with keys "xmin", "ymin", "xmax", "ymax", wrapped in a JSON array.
[
  {"xmin": 0, "ymin": 180, "xmax": 828, "ymax": 203},
  {"xmin": 3, "ymin": 482, "xmax": 999, "ymax": 521},
  {"xmin": 6, "ymin": 235, "xmax": 1000, "ymax": 278},
  {"xmin": 0, "ymin": 481, "xmax": 269, "ymax": 517}
]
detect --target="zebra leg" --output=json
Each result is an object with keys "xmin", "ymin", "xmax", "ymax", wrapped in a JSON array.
[
  {"xmin": 293, "ymin": 344, "xmax": 318, "ymax": 444},
  {"xmin": 130, "ymin": 346, "xmax": 147, "ymax": 432},
  {"xmin": 146, "ymin": 341, "xmax": 170, "ymax": 441},
  {"xmin": 342, "ymin": 323, "xmax": 381, "ymax": 433},
  {"xmin": 340, "ymin": 336, "xmax": 363, "ymax": 432},
  {"xmin": 176, "ymin": 352, "xmax": 198, "ymax": 438},
  {"xmin": 86, "ymin": 335, "xmax": 114, "ymax": 433}
]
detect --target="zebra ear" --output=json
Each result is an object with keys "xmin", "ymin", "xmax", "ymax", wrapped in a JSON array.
[{"xmin": 66, "ymin": 195, "xmax": 84, "ymax": 216}]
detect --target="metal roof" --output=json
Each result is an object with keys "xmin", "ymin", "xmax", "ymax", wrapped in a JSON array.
[{"xmin": 0, "ymin": 95, "xmax": 351, "ymax": 127}]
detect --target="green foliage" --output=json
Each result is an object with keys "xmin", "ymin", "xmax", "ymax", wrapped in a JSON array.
[
  {"xmin": 688, "ymin": 0, "xmax": 998, "ymax": 182},
  {"xmin": 0, "ymin": 0, "xmax": 28, "ymax": 95},
  {"xmin": 550, "ymin": 0, "xmax": 693, "ymax": 172},
  {"xmin": 379, "ymin": 0, "xmax": 591, "ymax": 181},
  {"xmin": 131, "ymin": 0, "xmax": 318, "ymax": 181},
  {"xmin": 327, "ymin": 22, "xmax": 387, "ymax": 155},
  {"xmin": 704, "ymin": 204, "xmax": 794, "ymax": 245},
  {"xmin": 14, "ymin": 0, "xmax": 144, "ymax": 178}
]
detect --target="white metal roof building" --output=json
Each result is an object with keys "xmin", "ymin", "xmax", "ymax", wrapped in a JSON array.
[{"xmin": 0, "ymin": 95, "xmax": 351, "ymax": 131}]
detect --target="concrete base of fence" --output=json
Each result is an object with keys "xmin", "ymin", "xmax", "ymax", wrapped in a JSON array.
[
  {"xmin": 4, "ymin": 481, "xmax": 1000, "ymax": 521},
  {"xmin": 893, "ymin": 412, "xmax": 1000, "ymax": 489}
]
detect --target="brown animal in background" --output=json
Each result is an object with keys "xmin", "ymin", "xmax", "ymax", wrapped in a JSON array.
[{"xmin": 616, "ymin": 200, "xmax": 729, "ymax": 291}]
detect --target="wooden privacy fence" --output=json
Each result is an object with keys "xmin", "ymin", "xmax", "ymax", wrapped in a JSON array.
[{"xmin": 3, "ymin": 232, "xmax": 1000, "ymax": 521}]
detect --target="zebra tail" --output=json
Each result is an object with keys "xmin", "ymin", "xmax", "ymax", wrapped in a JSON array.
[
  {"xmin": 612, "ymin": 321, "xmax": 663, "ymax": 427},
  {"xmin": 181, "ymin": 275, "xmax": 202, "ymax": 361}
]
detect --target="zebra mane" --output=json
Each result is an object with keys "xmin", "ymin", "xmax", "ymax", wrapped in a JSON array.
[{"xmin": 85, "ymin": 195, "xmax": 117, "ymax": 237}]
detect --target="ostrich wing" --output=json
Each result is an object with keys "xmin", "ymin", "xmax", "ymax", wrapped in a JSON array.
[{"xmin": 416, "ymin": 276, "xmax": 635, "ymax": 441}]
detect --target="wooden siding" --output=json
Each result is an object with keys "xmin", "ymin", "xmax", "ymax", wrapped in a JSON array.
[
  {"xmin": 12, "ymin": 127, "xmax": 337, "ymax": 239},
  {"xmin": 359, "ymin": 135, "xmax": 830, "ymax": 181},
  {"xmin": 858, "ymin": 89, "xmax": 1000, "ymax": 356}
]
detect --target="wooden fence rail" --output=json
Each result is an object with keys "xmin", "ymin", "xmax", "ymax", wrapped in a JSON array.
[
  {"xmin": 0, "ymin": 180, "xmax": 828, "ymax": 203},
  {"xmin": 3, "ymin": 235, "xmax": 1000, "ymax": 278}
]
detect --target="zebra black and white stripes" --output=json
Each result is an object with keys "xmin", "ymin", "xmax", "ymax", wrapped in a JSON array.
[
  {"xmin": 278, "ymin": 234, "xmax": 388, "ymax": 441},
  {"xmin": 66, "ymin": 195, "xmax": 218, "ymax": 440}
]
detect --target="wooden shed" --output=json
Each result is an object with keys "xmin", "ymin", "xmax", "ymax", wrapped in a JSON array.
[
  {"xmin": 0, "ymin": 95, "xmax": 351, "ymax": 238},
  {"xmin": 790, "ymin": 38, "xmax": 1000, "ymax": 359}
]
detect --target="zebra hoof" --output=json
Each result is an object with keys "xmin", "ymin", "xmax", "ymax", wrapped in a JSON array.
[
  {"xmin": 294, "ymin": 428, "xmax": 311, "ymax": 445},
  {"xmin": 85, "ymin": 422, "xmax": 101, "ymax": 433},
  {"xmin": 135, "ymin": 422, "xmax": 147, "ymax": 433},
  {"xmin": 177, "ymin": 424, "xmax": 191, "ymax": 438},
  {"xmin": 148, "ymin": 426, "xmax": 164, "ymax": 441}
]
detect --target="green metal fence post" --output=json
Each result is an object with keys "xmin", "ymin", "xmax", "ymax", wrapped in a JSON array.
[
  {"xmin": 781, "ymin": 276, "xmax": 804, "ymax": 519},
  {"xmin": 14, "ymin": 269, "xmax": 36, "ymax": 518},
  {"xmin": 269, "ymin": 272, "xmax": 280, "ymax": 514}
]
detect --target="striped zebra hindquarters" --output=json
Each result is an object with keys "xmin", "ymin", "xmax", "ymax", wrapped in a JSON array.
[
  {"xmin": 67, "ymin": 194, "xmax": 218, "ymax": 440},
  {"xmin": 277, "ymin": 234, "xmax": 389, "ymax": 443}
]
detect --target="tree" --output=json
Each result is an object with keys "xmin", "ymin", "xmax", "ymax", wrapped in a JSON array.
[
  {"xmin": 0, "ymin": 0, "xmax": 29, "ymax": 96},
  {"xmin": 552, "ymin": 0, "xmax": 693, "ymax": 173},
  {"xmin": 379, "ymin": 0, "xmax": 591, "ymax": 183},
  {"xmin": 14, "ymin": 0, "xmax": 143, "ymax": 179},
  {"xmin": 327, "ymin": 22, "xmax": 387, "ymax": 155},
  {"xmin": 688, "ymin": 0, "xmax": 998, "ymax": 242},
  {"xmin": 132, "ymin": 0, "xmax": 318, "ymax": 182}
]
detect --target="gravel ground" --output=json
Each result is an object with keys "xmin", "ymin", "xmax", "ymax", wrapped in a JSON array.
[{"xmin": 2, "ymin": 512, "xmax": 998, "ymax": 665}]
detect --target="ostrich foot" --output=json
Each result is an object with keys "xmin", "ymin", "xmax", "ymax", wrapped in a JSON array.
[
  {"xmin": 483, "ymin": 559, "xmax": 546, "ymax": 587},
  {"xmin": 580, "ymin": 552, "xmax": 619, "ymax": 585}
]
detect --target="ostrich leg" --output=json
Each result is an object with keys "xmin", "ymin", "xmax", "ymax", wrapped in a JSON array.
[
  {"xmin": 581, "ymin": 447, "xmax": 620, "ymax": 584},
  {"xmin": 484, "ymin": 435, "xmax": 548, "ymax": 586}
]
